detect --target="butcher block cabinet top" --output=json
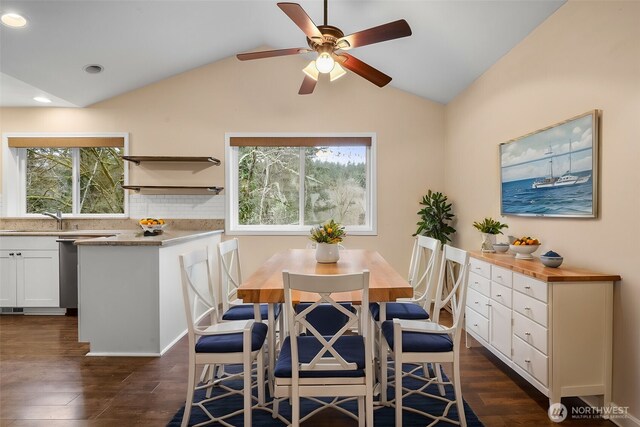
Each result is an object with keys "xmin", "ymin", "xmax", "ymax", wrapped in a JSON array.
[{"xmin": 470, "ymin": 252, "xmax": 621, "ymax": 283}]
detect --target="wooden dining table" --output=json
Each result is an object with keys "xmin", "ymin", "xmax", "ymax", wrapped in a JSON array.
[
  {"xmin": 237, "ymin": 249, "xmax": 413, "ymax": 393},
  {"xmin": 237, "ymin": 249, "xmax": 413, "ymax": 304}
]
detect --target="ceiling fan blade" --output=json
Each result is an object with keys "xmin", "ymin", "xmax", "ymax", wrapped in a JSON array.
[
  {"xmin": 334, "ymin": 53, "xmax": 391, "ymax": 87},
  {"xmin": 336, "ymin": 19, "xmax": 412, "ymax": 50},
  {"xmin": 237, "ymin": 47, "xmax": 310, "ymax": 61},
  {"xmin": 278, "ymin": 2, "xmax": 324, "ymax": 42},
  {"xmin": 298, "ymin": 75, "xmax": 317, "ymax": 95}
]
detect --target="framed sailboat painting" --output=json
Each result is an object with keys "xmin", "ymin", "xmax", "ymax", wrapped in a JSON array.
[{"xmin": 500, "ymin": 110, "xmax": 599, "ymax": 218}]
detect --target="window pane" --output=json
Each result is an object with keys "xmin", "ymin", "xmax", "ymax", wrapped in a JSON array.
[
  {"xmin": 26, "ymin": 148, "xmax": 72, "ymax": 213},
  {"xmin": 304, "ymin": 146, "xmax": 367, "ymax": 226},
  {"xmin": 79, "ymin": 147, "xmax": 124, "ymax": 214},
  {"xmin": 238, "ymin": 146, "xmax": 300, "ymax": 225}
]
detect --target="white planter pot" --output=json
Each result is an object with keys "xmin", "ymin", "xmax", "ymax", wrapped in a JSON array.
[
  {"xmin": 315, "ymin": 243, "xmax": 340, "ymax": 263},
  {"xmin": 481, "ymin": 233, "xmax": 497, "ymax": 252}
]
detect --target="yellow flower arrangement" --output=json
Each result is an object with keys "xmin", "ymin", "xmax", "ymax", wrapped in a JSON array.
[{"xmin": 309, "ymin": 219, "xmax": 346, "ymax": 244}]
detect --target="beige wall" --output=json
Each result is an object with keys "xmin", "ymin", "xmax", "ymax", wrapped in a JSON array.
[
  {"xmin": 0, "ymin": 53, "xmax": 445, "ymax": 275},
  {"xmin": 445, "ymin": 0, "xmax": 640, "ymax": 416}
]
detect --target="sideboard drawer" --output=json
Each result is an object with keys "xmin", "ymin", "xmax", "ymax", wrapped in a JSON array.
[
  {"xmin": 491, "ymin": 265, "xmax": 513, "ymax": 287},
  {"xmin": 513, "ymin": 273, "xmax": 548, "ymax": 303},
  {"xmin": 513, "ymin": 335, "xmax": 548, "ymax": 386},
  {"xmin": 468, "ymin": 272, "xmax": 490, "ymax": 297},
  {"xmin": 466, "ymin": 307, "xmax": 489, "ymax": 342},
  {"xmin": 491, "ymin": 282, "xmax": 512, "ymax": 308},
  {"xmin": 513, "ymin": 311, "xmax": 548, "ymax": 355},
  {"xmin": 466, "ymin": 287, "xmax": 490, "ymax": 318},
  {"xmin": 513, "ymin": 291, "xmax": 548, "ymax": 328},
  {"xmin": 469, "ymin": 258, "xmax": 491, "ymax": 280}
]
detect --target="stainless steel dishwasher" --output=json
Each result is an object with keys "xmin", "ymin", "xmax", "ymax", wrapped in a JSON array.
[{"xmin": 56, "ymin": 237, "xmax": 78, "ymax": 309}]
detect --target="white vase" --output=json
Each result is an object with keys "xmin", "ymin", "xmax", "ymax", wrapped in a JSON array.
[
  {"xmin": 481, "ymin": 233, "xmax": 497, "ymax": 252},
  {"xmin": 315, "ymin": 243, "xmax": 340, "ymax": 263}
]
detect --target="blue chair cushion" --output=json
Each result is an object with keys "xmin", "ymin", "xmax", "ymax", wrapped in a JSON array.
[
  {"xmin": 274, "ymin": 335, "xmax": 365, "ymax": 378},
  {"xmin": 222, "ymin": 303, "xmax": 282, "ymax": 321},
  {"xmin": 381, "ymin": 320, "xmax": 453, "ymax": 353},
  {"xmin": 195, "ymin": 322, "xmax": 268, "ymax": 353},
  {"xmin": 369, "ymin": 302, "xmax": 430, "ymax": 321},
  {"xmin": 295, "ymin": 303, "xmax": 355, "ymax": 336}
]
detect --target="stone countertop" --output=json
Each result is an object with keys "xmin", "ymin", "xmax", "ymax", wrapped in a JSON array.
[{"xmin": 0, "ymin": 229, "xmax": 223, "ymax": 247}]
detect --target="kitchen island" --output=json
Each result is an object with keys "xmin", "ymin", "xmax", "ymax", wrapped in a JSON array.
[{"xmin": 75, "ymin": 230, "xmax": 223, "ymax": 356}]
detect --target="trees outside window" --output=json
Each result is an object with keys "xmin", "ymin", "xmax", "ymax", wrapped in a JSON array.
[{"xmin": 227, "ymin": 136, "xmax": 375, "ymax": 235}]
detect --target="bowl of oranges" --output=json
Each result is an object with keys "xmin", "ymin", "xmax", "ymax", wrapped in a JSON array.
[
  {"xmin": 509, "ymin": 236, "xmax": 540, "ymax": 259},
  {"xmin": 139, "ymin": 218, "xmax": 166, "ymax": 234}
]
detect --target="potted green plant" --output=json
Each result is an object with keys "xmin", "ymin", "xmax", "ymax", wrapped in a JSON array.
[
  {"xmin": 310, "ymin": 219, "xmax": 345, "ymax": 263},
  {"xmin": 472, "ymin": 217, "xmax": 508, "ymax": 252},
  {"xmin": 414, "ymin": 190, "xmax": 456, "ymax": 245}
]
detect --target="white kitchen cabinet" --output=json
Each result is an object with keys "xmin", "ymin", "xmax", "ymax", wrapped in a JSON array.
[
  {"xmin": 465, "ymin": 253, "xmax": 618, "ymax": 408},
  {"xmin": 489, "ymin": 299, "xmax": 511, "ymax": 357},
  {"xmin": 0, "ymin": 237, "xmax": 59, "ymax": 308}
]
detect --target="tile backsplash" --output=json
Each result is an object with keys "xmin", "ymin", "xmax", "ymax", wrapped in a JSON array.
[{"xmin": 129, "ymin": 194, "xmax": 224, "ymax": 219}]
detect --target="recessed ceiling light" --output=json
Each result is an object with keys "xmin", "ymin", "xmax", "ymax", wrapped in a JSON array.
[
  {"xmin": 83, "ymin": 64, "xmax": 104, "ymax": 74},
  {"xmin": 34, "ymin": 96, "xmax": 52, "ymax": 103},
  {"xmin": 1, "ymin": 13, "xmax": 27, "ymax": 28}
]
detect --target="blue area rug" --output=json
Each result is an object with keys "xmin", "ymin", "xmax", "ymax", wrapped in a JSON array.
[{"xmin": 168, "ymin": 365, "xmax": 484, "ymax": 426}]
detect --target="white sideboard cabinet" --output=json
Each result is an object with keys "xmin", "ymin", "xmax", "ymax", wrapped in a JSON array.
[
  {"xmin": 465, "ymin": 252, "xmax": 620, "ymax": 407},
  {"xmin": 0, "ymin": 236, "xmax": 60, "ymax": 308}
]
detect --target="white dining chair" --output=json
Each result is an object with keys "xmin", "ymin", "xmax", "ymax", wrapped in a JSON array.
[
  {"xmin": 380, "ymin": 244, "xmax": 470, "ymax": 426},
  {"xmin": 179, "ymin": 247, "xmax": 267, "ymax": 427},
  {"xmin": 218, "ymin": 238, "xmax": 283, "ymax": 392},
  {"xmin": 273, "ymin": 270, "xmax": 374, "ymax": 426}
]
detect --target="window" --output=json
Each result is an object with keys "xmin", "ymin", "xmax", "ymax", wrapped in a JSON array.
[
  {"xmin": 2, "ymin": 134, "xmax": 128, "ymax": 217},
  {"xmin": 226, "ymin": 134, "xmax": 376, "ymax": 235}
]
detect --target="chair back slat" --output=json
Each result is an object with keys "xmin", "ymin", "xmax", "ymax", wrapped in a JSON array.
[
  {"xmin": 218, "ymin": 238, "xmax": 242, "ymax": 313},
  {"xmin": 431, "ymin": 245, "xmax": 470, "ymax": 335},
  {"xmin": 408, "ymin": 235, "xmax": 441, "ymax": 306},
  {"xmin": 282, "ymin": 270, "xmax": 370, "ymax": 377},
  {"xmin": 179, "ymin": 248, "xmax": 220, "ymax": 350}
]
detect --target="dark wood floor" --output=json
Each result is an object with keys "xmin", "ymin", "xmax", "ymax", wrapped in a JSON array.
[{"xmin": 0, "ymin": 313, "xmax": 614, "ymax": 426}]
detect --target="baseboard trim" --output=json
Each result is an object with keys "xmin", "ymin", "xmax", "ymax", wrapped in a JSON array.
[
  {"xmin": 579, "ymin": 396, "xmax": 639, "ymax": 427},
  {"xmin": 160, "ymin": 329, "xmax": 187, "ymax": 356},
  {"xmin": 23, "ymin": 307, "xmax": 66, "ymax": 315},
  {"xmin": 86, "ymin": 351, "xmax": 161, "ymax": 357}
]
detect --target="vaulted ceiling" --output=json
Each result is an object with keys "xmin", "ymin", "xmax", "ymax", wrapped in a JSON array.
[{"xmin": 0, "ymin": 0, "xmax": 564, "ymax": 107}]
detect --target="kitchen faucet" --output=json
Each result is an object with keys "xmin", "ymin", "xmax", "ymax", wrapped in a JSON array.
[{"xmin": 42, "ymin": 210, "xmax": 64, "ymax": 230}]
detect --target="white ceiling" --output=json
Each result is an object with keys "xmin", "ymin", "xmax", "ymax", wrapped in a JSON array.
[{"xmin": 0, "ymin": 0, "xmax": 564, "ymax": 107}]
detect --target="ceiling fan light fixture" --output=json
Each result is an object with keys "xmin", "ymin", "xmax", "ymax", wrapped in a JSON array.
[
  {"xmin": 315, "ymin": 52, "xmax": 335, "ymax": 74},
  {"xmin": 329, "ymin": 63, "xmax": 346, "ymax": 81},
  {"xmin": 302, "ymin": 61, "xmax": 319, "ymax": 81}
]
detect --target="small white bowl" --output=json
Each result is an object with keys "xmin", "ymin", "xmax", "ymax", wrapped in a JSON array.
[
  {"xmin": 540, "ymin": 255, "xmax": 563, "ymax": 268},
  {"xmin": 509, "ymin": 244, "xmax": 540, "ymax": 259},
  {"xmin": 492, "ymin": 243, "xmax": 509, "ymax": 253}
]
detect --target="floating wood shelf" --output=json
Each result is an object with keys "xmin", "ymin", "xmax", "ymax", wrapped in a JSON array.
[
  {"xmin": 121, "ymin": 156, "xmax": 221, "ymax": 166},
  {"xmin": 122, "ymin": 185, "xmax": 223, "ymax": 195}
]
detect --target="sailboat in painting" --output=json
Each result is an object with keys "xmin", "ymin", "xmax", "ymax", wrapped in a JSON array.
[{"xmin": 532, "ymin": 141, "xmax": 591, "ymax": 189}]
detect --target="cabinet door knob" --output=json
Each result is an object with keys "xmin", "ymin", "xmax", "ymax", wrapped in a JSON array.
[
  {"xmin": 9, "ymin": 252, "xmax": 14, "ymax": 256},
  {"xmin": 525, "ymin": 332, "xmax": 531, "ymax": 336},
  {"xmin": 524, "ymin": 286, "xmax": 531, "ymax": 289},
  {"xmin": 524, "ymin": 307, "xmax": 531, "ymax": 310},
  {"xmin": 524, "ymin": 359, "xmax": 531, "ymax": 363},
  {"xmin": 473, "ymin": 323, "xmax": 478, "ymax": 327},
  {"xmin": 474, "ymin": 301, "xmax": 479, "ymax": 304},
  {"xmin": 496, "ymin": 294, "xmax": 502, "ymax": 297},
  {"xmin": 475, "ymin": 267, "xmax": 481, "ymax": 270},
  {"xmin": 16, "ymin": 252, "xmax": 21, "ymax": 256},
  {"xmin": 497, "ymin": 275, "xmax": 502, "ymax": 279},
  {"xmin": 485, "ymin": 303, "xmax": 492, "ymax": 306}
]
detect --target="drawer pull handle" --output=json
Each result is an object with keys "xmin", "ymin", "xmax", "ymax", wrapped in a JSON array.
[
  {"xmin": 497, "ymin": 275, "xmax": 502, "ymax": 279},
  {"xmin": 524, "ymin": 286, "xmax": 531, "ymax": 289},
  {"xmin": 9, "ymin": 252, "xmax": 14, "ymax": 256},
  {"xmin": 496, "ymin": 294, "xmax": 502, "ymax": 297},
  {"xmin": 485, "ymin": 303, "xmax": 492, "ymax": 307},
  {"xmin": 16, "ymin": 252, "xmax": 21, "ymax": 256},
  {"xmin": 474, "ymin": 281, "xmax": 479, "ymax": 285},
  {"xmin": 475, "ymin": 267, "xmax": 482, "ymax": 270},
  {"xmin": 473, "ymin": 323, "xmax": 478, "ymax": 327},
  {"xmin": 524, "ymin": 359, "xmax": 531, "ymax": 363},
  {"xmin": 525, "ymin": 332, "xmax": 531, "ymax": 336},
  {"xmin": 474, "ymin": 301, "xmax": 479, "ymax": 304},
  {"xmin": 524, "ymin": 307, "xmax": 531, "ymax": 310}
]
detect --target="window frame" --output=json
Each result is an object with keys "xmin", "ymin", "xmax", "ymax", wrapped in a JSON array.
[
  {"xmin": 225, "ymin": 132, "xmax": 377, "ymax": 236},
  {"xmin": 2, "ymin": 132, "xmax": 129, "ymax": 218}
]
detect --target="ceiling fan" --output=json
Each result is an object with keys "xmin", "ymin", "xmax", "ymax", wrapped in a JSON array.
[{"xmin": 236, "ymin": 1, "xmax": 412, "ymax": 95}]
